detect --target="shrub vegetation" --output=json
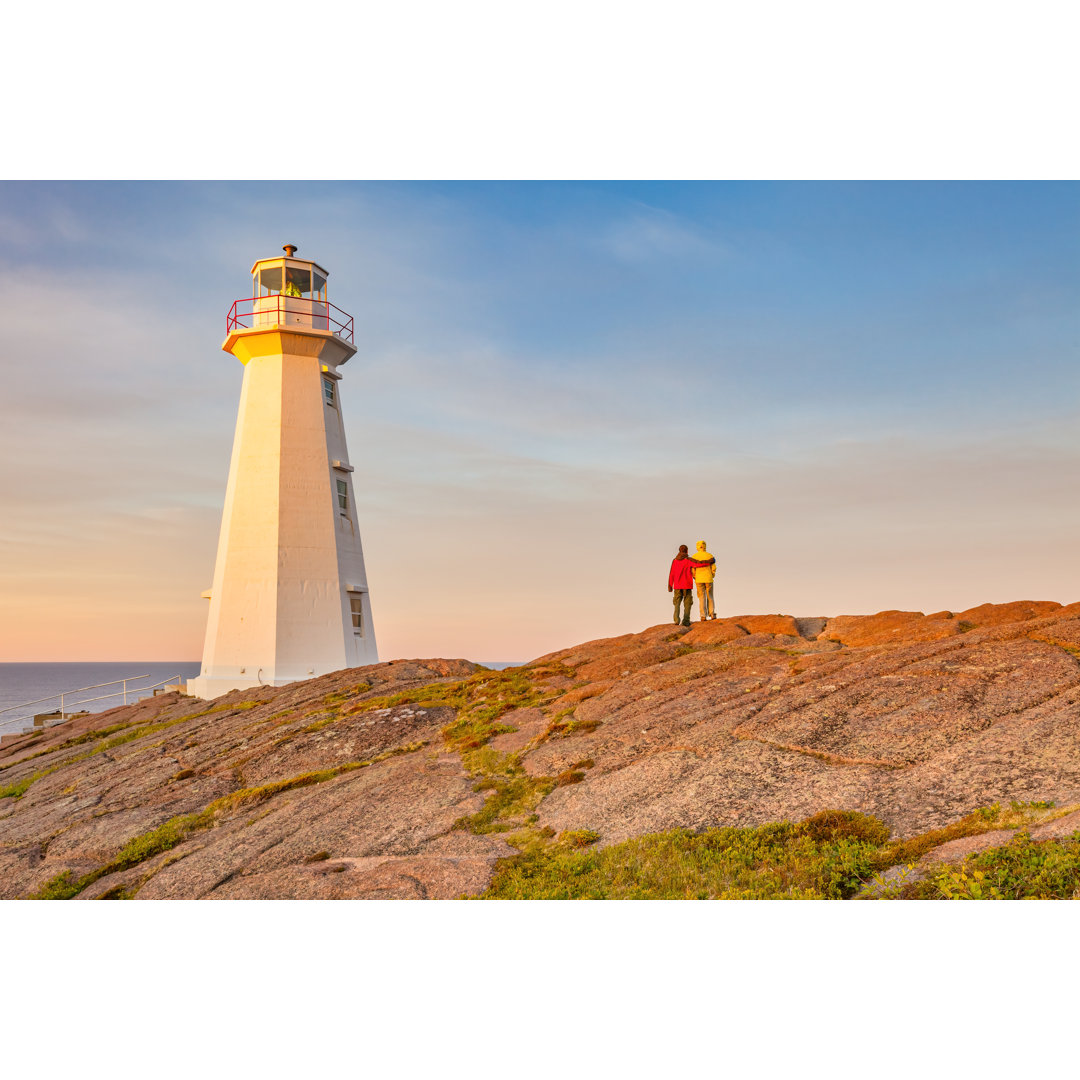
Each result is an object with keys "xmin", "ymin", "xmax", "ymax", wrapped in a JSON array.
[
  {"xmin": 482, "ymin": 804, "xmax": 1080, "ymax": 900},
  {"xmin": 486, "ymin": 811, "xmax": 892, "ymax": 899}
]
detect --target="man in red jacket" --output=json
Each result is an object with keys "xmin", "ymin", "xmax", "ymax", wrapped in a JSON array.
[{"xmin": 668, "ymin": 544, "xmax": 715, "ymax": 627}]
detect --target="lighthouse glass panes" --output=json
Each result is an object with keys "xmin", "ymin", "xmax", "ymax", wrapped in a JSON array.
[
  {"xmin": 350, "ymin": 595, "xmax": 364, "ymax": 632},
  {"xmin": 284, "ymin": 266, "xmax": 311, "ymax": 296},
  {"xmin": 323, "ymin": 377, "xmax": 336, "ymax": 406},
  {"xmin": 336, "ymin": 478, "xmax": 349, "ymax": 511},
  {"xmin": 256, "ymin": 266, "xmax": 282, "ymax": 295},
  {"xmin": 254, "ymin": 263, "xmax": 326, "ymax": 300}
]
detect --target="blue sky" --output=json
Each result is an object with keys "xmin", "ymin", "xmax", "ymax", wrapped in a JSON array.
[{"xmin": 1, "ymin": 181, "xmax": 1077, "ymax": 661}]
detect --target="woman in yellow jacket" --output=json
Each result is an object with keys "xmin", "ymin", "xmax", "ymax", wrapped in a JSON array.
[{"xmin": 691, "ymin": 540, "xmax": 717, "ymax": 621}]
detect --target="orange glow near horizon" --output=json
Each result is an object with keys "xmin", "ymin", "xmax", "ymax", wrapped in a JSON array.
[
  {"xmin": 3, "ymin": 487, "xmax": 1076, "ymax": 664},
  {"xmin": 2, "ymin": 182, "xmax": 1078, "ymax": 664}
]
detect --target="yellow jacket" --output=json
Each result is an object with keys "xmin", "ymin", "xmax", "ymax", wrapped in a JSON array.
[{"xmin": 691, "ymin": 541, "xmax": 715, "ymax": 583}]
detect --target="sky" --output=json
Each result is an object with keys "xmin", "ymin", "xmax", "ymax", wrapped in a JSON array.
[{"xmin": 0, "ymin": 181, "xmax": 1077, "ymax": 663}]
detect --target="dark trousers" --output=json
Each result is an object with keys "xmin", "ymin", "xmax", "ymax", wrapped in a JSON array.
[{"xmin": 672, "ymin": 589, "xmax": 693, "ymax": 626}]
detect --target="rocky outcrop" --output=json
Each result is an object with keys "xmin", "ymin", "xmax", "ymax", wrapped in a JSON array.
[
  {"xmin": 527, "ymin": 603, "xmax": 1080, "ymax": 845},
  {"xmin": 0, "ymin": 658, "xmax": 499, "ymax": 900},
  {"xmin": 2, "ymin": 602, "xmax": 1078, "ymax": 899}
]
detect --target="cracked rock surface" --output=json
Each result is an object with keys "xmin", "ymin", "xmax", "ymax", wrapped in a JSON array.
[
  {"xmin": 2, "ymin": 601, "xmax": 1079, "ymax": 898},
  {"xmin": 0, "ymin": 659, "xmax": 507, "ymax": 899},
  {"xmin": 523, "ymin": 603, "xmax": 1080, "ymax": 844}
]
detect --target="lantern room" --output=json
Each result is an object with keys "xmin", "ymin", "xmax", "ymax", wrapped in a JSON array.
[
  {"xmin": 252, "ymin": 245, "xmax": 329, "ymax": 303},
  {"xmin": 226, "ymin": 244, "xmax": 355, "ymax": 343}
]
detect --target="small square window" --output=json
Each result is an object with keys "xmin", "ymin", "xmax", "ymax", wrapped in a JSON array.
[
  {"xmin": 336, "ymin": 478, "xmax": 349, "ymax": 512},
  {"xmin": 323, "ymin": 377, "xmax": 336, "ymax": 406},
  {"xmin": 349, "ymin": 596, "xmax": 364, "ymax": 632}
]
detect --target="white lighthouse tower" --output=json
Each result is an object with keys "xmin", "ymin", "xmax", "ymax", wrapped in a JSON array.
[{"xmin": 187, "ymin": 246, "xmax": 378, "ymax": 700}]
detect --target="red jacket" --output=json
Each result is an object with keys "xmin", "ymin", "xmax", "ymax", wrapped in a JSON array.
[{"xmin": 669, "ymin": 556, "xmax": 712, "ymax": 590}]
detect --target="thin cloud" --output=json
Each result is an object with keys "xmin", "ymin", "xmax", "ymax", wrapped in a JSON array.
[
  {"xmin": 600, "ymin": 205, "xmax": 725, "ymax": 263},
  {"xmin": 1, "ymin": 181, "xmax": 1077, "ymax": 661}
]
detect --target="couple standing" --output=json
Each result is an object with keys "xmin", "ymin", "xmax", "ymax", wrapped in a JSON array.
[{"xmin": 667, "ymin": 541, "xmax": 717, "ymax": 627}]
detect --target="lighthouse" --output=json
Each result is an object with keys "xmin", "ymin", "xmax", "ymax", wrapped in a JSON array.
[{"xmin": 187, "ymin": 247, "xmax": 378, "ymax": 700}]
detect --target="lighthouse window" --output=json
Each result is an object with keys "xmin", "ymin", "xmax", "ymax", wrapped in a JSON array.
[
  {"xmin": 336, "ymin": 478, "xmax": 349, "ymax": 511},
  {"xmin": 284, "ymin": 267, "xmax": 311, "ymax": 297},
  {"xmin": 313, "ymin": 272, "xmax": 326, "ymax": 300},
  {"xmin": 349, "ymin": 595, "xmax": 364, "ymax": 632},
  {"xmin": 323, "ymin": 377, "xmax": 336, "ymax": 406},
  {"xmin": 258, "ymin": 266, "xmax": 283, "ymax": 295}
]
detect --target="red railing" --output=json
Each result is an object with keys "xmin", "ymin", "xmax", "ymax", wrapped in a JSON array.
[{"xmin": 226, "ymin": 295, "xmax": 355, "ymax": 344}]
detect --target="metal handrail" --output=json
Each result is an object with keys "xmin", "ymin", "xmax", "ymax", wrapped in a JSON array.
[
  {"xmin": 0, "ymin": 673, "xmax": 186, "ymax": 733},
  {"xmin": 0, "ymin": 676, "xmax": 150, "ymax": 715},
  {"xmin": 226, "ymin": 295, "xmax": 355, "ymax": 344}
]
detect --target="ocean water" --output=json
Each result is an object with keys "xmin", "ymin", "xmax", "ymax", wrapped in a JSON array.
[
  {"xmin": 0, "ymin": 662, "xmax": 202, "ymax": 734},
  {"xmin": 0, "ymin": 659, "xmax": 522, "ymax": 735}
]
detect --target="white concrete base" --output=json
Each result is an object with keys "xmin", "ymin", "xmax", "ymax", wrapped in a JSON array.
[{"xmin": 186, "ymin": 674, "xmax": 294, "ymax": 700}]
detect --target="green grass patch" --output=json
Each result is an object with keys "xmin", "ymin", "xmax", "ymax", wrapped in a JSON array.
[
  {"xmin": 479, "ymin": 802, "xmax": 1076, "ymax": 900},
  {"xmin": 324, "ymin": 681, "xmax": 373, "ymax": 705},
  {"xmin": 51, "ymin": 720, "xmax": 142, "ymax": 749},
  {"xmin": 484, "ymin": 810, "xmax": 892, "ymax": 899},
  {"xmin": 559, "ymin": 829, "xmax": 600, "ymax": 849},
  {"xmin": 65, "ymin": 715, "xmax": 198, "ymax": 763},
  {"xmin": 98, "ymin": 884, "xmax": 139, "ymax": 900},
  {"xmin": 0, "ymin": 764, "xmax": 65, "ymax": 801},
  {"xmin": 0, "ymin": 774, "xmax": 39, "ymax": 800},
  {"xmin": 542, "ymin": 709, "xmax": 603, "ymax": 740},
  {"xmin": 912, "ymin": 830, "xmax": 1080, "ymax": 899},
  {"xmin": 455, "ymin": 773, "xmax": 556, "ymax": 834},
  {"xmin": 877, "ymin": 800, "xmax": 1069, "ymax": 867},
  {"xmin": 30, "ymin": 870, "xmax": 85, "ymax": 900}
]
